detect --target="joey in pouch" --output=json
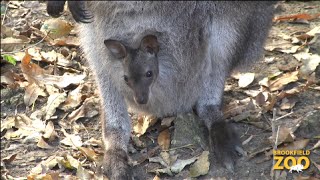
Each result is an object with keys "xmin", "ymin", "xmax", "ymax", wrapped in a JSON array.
[
  {"xmin": 104, "ymin": 35, "xmax": 159, "ymax": 105},
  {"xmin": 47, "ymin": 1, "xmax": 277, "ymax": 179}
]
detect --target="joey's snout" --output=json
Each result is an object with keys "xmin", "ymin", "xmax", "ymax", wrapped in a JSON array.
[{"xmin": 133, "ymin": 92, "xmax": 149, "ymax": 104}]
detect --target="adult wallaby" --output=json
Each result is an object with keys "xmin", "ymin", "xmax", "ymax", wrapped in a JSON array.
[{"xmin": 47, "ymin": 1, "xmax": 277, "ymax": 179}]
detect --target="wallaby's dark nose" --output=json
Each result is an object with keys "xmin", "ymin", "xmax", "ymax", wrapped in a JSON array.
[{"xmin": 134, "ymin": 95, "xmax": 148, "ymax": 104}]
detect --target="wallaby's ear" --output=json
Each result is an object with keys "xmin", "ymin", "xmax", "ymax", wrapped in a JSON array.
[
  {"xmin": 104, "ymin": 40, "xmax": 127, "ymax": 59},
  {"xmin": 140, "ymin": 35, "xmax": 159, "ymax": 54}
]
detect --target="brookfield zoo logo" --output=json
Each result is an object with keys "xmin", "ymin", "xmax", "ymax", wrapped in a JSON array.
[{"xmin": 273, "ymin": 150, "xmax": 311, "ymax": 173}]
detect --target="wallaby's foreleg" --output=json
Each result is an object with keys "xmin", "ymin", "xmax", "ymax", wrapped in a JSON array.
[{"xmin": 96, "ymin": 74, "xmax": 132, "ymax": 179}]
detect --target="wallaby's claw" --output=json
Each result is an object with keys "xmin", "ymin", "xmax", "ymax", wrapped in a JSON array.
[
  {"xmin": 209, "ymin": 121, "xmax": 242, "ymax": 173},
  {"xmin": 101, "ymin": 148, "xmax": 132, "ymax": 180}
]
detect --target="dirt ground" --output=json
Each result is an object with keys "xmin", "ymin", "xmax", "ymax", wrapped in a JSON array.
[{"xmin": 1, "ymin": 1, "xmax": 320, "ymax": 180}]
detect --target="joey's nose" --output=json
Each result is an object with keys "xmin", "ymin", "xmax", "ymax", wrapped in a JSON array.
[{"xmin": 134, "ymin": 95, "xmax": 148, "ymax": 104}]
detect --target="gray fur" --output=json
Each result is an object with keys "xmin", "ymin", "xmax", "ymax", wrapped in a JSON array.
[{"xmin": 48, "ymin": 1, "xmax": 277, "ymax": 179}]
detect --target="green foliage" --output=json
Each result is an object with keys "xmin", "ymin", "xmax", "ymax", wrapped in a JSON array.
[{"xmin": 1, "ymin": 54, "xmax": 17, "ymax": 66}]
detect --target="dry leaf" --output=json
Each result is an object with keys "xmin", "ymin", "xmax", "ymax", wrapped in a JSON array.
[
  {"xmin": 40, "ymin": 19, "xmax": 73, "ymax": 39},
  {"xmin": 270, "ymin": 127, "xmax": 294, "ymax": 146},
  {"xmin": 133, "ymin": 115, "xmax": 158, "ymax": 136},
  {"xmin": 161, "ymin": 117, "xmax": 175, "ymax": 128},
  {"xmin": 158, "ymin": 129, "xmax": 170, "ymax": 151},
  {"xmin": 61, "ymin": 84, "xmax": 88, "ymax": 111},
  {"xmin": 1, "ymin": 36, "xmax": 30, "ymax": 52},
  {"xmin": 170, "ymin": 156, "xmax": 198, "ymax": 174},
  {"xmin": 299, "ymin": 54, "xmax": 320, "ymax": 78},
  {"xmin": 269, "ymin": 71, "xmax": 299, "ymax": 91},
  {"xmin": 20, "ymin": 50, "xmax": 46, "ymax": 85},
  {"xmin": 189, "ymin": 151, "xmax": 210, "ymax": 177},
  {"xmin": 30, "ymin": 156, "xmax": 59, "ymax": 175},
  {"xmin": 255, "ymin": 92, "xmax": 267, "ymax": 106},
  {"xmin": 278, "ymin": 139, "xmax": 310, "ymax": 151},
  {"xmin": 273, "ymin": 13, "xmax": 320, "ymax": 22},
  {"xmin": 238, "ymin": 73, "xmax": 255, "ymax": 88},
  {"xmin": 51, "ymin": 36, "xmax": 80, "ymax": 47},
  {"xmin": 78, "ymin": 147, "xmax": 99, "ymax": 162},
  {"xmin": 45, "ymin": 93, "xmax": 67, "ymax": 120},
  {"xmin": 2, "ymin": 153, "xmax": 17, "ymax": 164},
  {"xmin": 280, "ymin": 97, "xmax": 298, "ymax": 110},
  {"xmin": 24, "ymin": 83, "xmax": 47, "ymax": 106},
  {"xmin": 34, "ymin": 73, "xmax": 86, "ymax": 89},
  {"xmin": 77, "ymin": 164, "xmax": 95, "ymax": 180},
  {"xmin": 67, "ymin": 97, "xmax": 99, "ymax": 122},
  {"xmin": 61, "ymin": 129, "xmax": 83, "ymax": 149},
  {"xmin": 153, "ymin": 175, "xmax": 161, "ymax": 180},
  {"xmin": 37, "ymin": 136, "xmax": 54, "ymax": 149},
  {"xmin": 43, "ymin": 121, "xmax": 58, "ymax": 141}
]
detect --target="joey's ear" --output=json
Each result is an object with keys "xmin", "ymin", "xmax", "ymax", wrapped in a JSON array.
[
  {"xmin": 140, "ymin": 35, "xmax": 159, "ymax": 54},
  {"xmin": 104, "ymin": 40, "xmax": 127, "ymax": 59}
]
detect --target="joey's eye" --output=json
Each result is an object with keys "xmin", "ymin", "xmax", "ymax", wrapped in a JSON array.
[
  {"xmin": 124, "ymin": 75, "xmax": 129, "ymax": 82},
  {"xmin": 146, "ymin": 71, "xmax": 153, "ymax": 78}
]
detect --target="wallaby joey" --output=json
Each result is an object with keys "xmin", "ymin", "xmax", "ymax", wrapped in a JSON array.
[
  {"xmin": 47, "ymin": 1, "xmax": 277, "ymax": 179},
  {"xmin": 104, "ymin": 35, "xmax": 159, "ymax": 105}
]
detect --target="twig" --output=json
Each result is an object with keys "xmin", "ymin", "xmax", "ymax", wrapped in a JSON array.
[
  {"xmin": 1, "ymin": 30, "xmax": 50, "ymax": 55},
  {"xmin": 162, "ymin": 144, "xmax": 194, "ymax": 152},
  {"xmin": 275, "ymin": 112, "xmax": 293, "ymax": 121},
  {"xmin": 1, "ymin": 2, "xmax": 9, "ymax": 25},
  {"xmin": 270, "ymin": 108, "xmax": 277, "ymax": 180}
]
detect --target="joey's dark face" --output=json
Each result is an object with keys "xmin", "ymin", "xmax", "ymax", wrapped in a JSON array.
[
  {"xmin": 123, "ymin": 49, "xmax": 159, "ymax": 105},
  {"xmin": 104, "ymin": 34, "xmax": 160, "ymax": 105}
]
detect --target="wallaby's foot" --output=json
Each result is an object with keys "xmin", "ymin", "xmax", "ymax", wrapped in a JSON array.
[
  {"xmin": 101, "ymin": 148, "xmax": 132, "ymax": 180},
  {"xmin": 209, "ymin": 121, "xmax": 245, "ymax": 173}
]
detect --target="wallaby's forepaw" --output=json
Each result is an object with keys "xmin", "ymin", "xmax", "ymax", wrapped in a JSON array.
[
  {"xmin": 209, "ymin": 121, "xmax": 244, "ymax": 173},
  {"xmin": 100, "ymin": 148, "xmax": 132, "ymax": 180}
]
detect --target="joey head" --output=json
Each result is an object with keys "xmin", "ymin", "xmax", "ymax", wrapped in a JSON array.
[{"xmin": 104, "ymin": 35, "xmax": 159, "ymax": 105}]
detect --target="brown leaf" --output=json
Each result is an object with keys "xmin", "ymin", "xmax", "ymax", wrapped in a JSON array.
[
  {"xmin": 132, "ymin": 115, "xmax": 158, "ymax": 136},
  {"xmin": 278, "ymin": 139, "xmax": 310, "ymax": 151},
  {"xmin": 161, "ymin": 117, "xmax": 175, "ymax": 128},
  {"xmin": 158, "ymin": 129, "xmax": 170, "ymax": 151},
  {"xmin": 51, "ymin": 36, "xmax": 80, "ymax": 47},
  {"xmin": 280, "ymin": 97, "xmax": 298, "ymax": 110},
  {"xmin": 43, "ymin": 121, "xmax": 58, "ymax": 141},
  {"xmin": 20, "ymin": 50, "xmax": 46, "ymax": 85},
  {"xmin": 40, "ymin": 19, "xmax": 73, "ymax": 39},
  {"xmin": 270, "ymin": 127, "xmax": 294, "ymax": 146},
  {"xmin": 273, "ymin": 13, "xmax": 320, "ymax": 22},
  {"xmin": 269, "ymin": 71, "xmax": 299, "ymax": 92},
  {"xmin": 24, "ymin": 83, "xmax": 47, "ymax": 106},
  {"xmin": 45, "ymin": 93, "xmax": 67, "ymax": 120},
  {"xmin": 37, "ymin": 137, "xmax": 54, "ymax": 149},
  {"xmin": 78, "ymin": 147, "xmax": 99, "ymax": 162},
  {"xmin": 34, "ymin": 73, "xmax": 86, "ymax": 89},
  {"xmin": 61, "ymin": 83, "xmax": 88, "ymax": 111},
  {"xmin": 67, "ymin": 97, "xmax": 99, "ymax": 122},
  {"xmin": 255, "ymin": 92, "xmax": 266, "ymax": 106},
  {"xmin": 189, "ymin": 151, "xmax": 210, "ymax": 177},
  {"xmin": 153, "ymin": 175, "xmax": 161, "ymax": 180},
  {"xmin": 1, "ymin": 35, "xmax": 30, "ymax": 52},
  {"xmin": 2, "ymin": 153, "xmax": 17, "ymax": 164}
]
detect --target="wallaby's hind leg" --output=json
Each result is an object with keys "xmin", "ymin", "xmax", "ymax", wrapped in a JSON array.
[{"xmin": 197, "ymin": 105, "xmax": 243, "ymax": 172}]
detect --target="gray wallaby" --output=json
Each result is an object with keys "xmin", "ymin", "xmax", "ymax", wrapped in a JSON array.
[{"xmin": 47, "ymin": 1, "xmax": 277, "ymax": 179}]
